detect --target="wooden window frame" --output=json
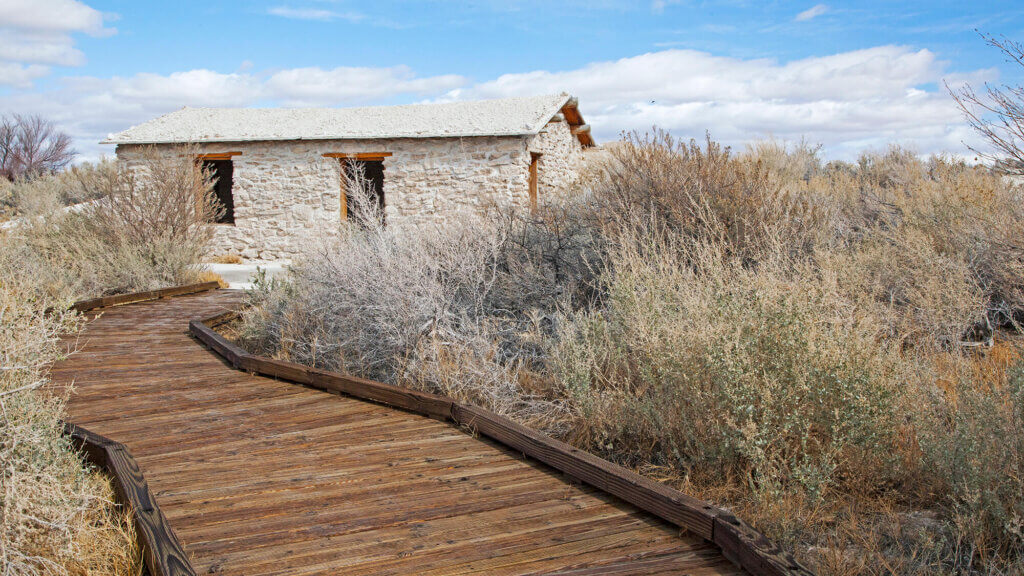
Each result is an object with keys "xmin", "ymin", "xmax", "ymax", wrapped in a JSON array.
[
  {"xmin": 323, "ymin": 152, "xmax": 392, "ymax": 161},
  {"xmin": 194, "ymin": 151, "xmax": 242, "ymax": 161},
  {"xmin": 325, "ymin": 153, "xmax": 391, "ymax": 220}
]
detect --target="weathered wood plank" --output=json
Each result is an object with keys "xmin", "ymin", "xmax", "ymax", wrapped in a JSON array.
[
  {"xmin": 63, "ymin": 422, "xmax": 195, "ymax": 576},
  {"xmin": 305, "ymin": 365, "xmax": 454, "ymax": 421},
  {"xmin": 63, "ymin": 421, "xmax": 115, "ymax": 467},
  {"xmin": 714, "ymin": 513, "xmax": 813, "ymax": 576},
  {"xmin": 52, "ymin": 288, "xmax": 805, "ymax": 576},
  {"xmin": 105, "ymin": 446, "xmax": 196, "ymax": 576},
  {"xmin": 451, "ymin": 403, "xmax": 717, "ymax": 539},
  {"xmin": 187, "ymin": 319, "xmax": 249, "ymax": 369},
  {"xmin": 188, "ymin": 338, "xmax": 457, "ymax": 420}
]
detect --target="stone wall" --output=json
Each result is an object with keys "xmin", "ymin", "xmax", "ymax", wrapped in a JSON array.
[
  {"xmin": 116, "ymin": 130, "xmax": 584, "ymax": 262},
  {"xmin": 527, "ymin": 119, "xmax": 586, "ymax": 203}
]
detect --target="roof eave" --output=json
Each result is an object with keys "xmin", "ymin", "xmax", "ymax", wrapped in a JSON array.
[
  {"xmin": 558, "ymin": 97, "xmax": 596, "ymax": 148},
  {"xmin": 101, "ymin": 131, "xmax": 541, "ymax": 146},
  {"xmin": 526, "ymin": 93, "xmax": 573, "ymax": 135}
]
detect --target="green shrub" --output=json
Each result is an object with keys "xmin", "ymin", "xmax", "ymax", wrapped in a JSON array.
[{"xmin": 554, "ymin": 234, "xmax": 904, "ymax": 502}]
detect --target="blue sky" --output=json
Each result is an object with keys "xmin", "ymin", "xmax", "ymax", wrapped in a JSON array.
[{"xmin": 2, "ymin": 0, "xmax": 1022, "ymax": 160}]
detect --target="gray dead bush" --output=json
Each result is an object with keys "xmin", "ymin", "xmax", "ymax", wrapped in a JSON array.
[{"xmin": 240, "ymin": 174, "xmax": 602, "ymax": 431}]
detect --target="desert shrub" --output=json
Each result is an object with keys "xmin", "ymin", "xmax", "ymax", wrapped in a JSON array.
[
  {"xmin": 0, "ymin": 244, "xmax": 141, "ymax": 576},
  {"xmin": 11, "ymin": 148, "xmax": 217, "ymax": 298},
  {"xmin": 914, "ymin": 347, "xmax": 1024, "ymax": 571},
  {"xmin": 823, "ymin": 230, "xmax": 987, "ymax": 348},
  {"xmin": 240, "ymin": 200, "xmax": 602, "ymax": 430},
  {"xmin": 0, "ymin": 177, "xmax": 14, "ymax": 219},
  {"xmin": 595, "ymin": 133, "xmax": 1023, "ymax": 350},
  {"xmin": 2, "ymin": 174, "xmax": 64, "ymax": 219},
  {"xmin": 0, "ymin": 147, "xmax": 216, "ymax": 575},
  {"xmin": 554, "ymin": 229, "xmax": 907, "ymax": 501},
  {"xmin": 241, "ymin": 132, "xmax": 1024, "ymax": 574},
  {"xmin": 594, "ymin": 130, "xmax": 833, "ymax": 260},
  {"xmin": 841, "ymin": 150, "xmax": 1024, "ymax": 334},
  {"xmin": 0, "ymin": 160, "xmax": 113, "ymax": 221}
]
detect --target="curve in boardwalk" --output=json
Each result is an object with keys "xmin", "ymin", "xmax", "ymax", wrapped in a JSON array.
[{"xmin": 52, "ymin": 289, "xmax": 797, "ymax": 575}]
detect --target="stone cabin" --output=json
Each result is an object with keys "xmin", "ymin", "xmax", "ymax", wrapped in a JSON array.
[{"xmin": 103, "ymin": 93, "xmax": 596, "ymax": 261}]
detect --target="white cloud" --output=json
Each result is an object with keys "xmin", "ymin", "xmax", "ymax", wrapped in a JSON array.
[
  {"xmin": 0, "ymin": 46, "xmax": 994, "ymax": 162},
  {"xmin": 444, "ymin": 47, "xmax": 991, "ymax": 158},
  {"xmin": 265, "ymin": 66, "xmax": 466, "ymax": 106},
  {"xmin": 67, "ymin": 70, "xmax": 262, "ymax": 109},
  {"xmin": 267, "ymin": 6, "xmax": 364, "ymax": 22},
  {"xmin": 0, "ymin": 0, "xmax": 114, "ymax": 86},
  {"xmin": 795, "ymin": 4, "xmax": 828, "ymax": 22},
  {"xmin": 0, "ymin": 61, "xmax": 50, "ymax": 88},
  {"xmin": 0, "ymin": 30, "xmax": 86, "ymax": 66},
  {"xmin": 0, "ymin": 0, "xmax": 109, "ymax": 35}
]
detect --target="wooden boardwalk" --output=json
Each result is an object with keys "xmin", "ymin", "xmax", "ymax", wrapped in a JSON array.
[{"xmin": 51, "ymin": 290, "xmax": 744, "ymax": 575}]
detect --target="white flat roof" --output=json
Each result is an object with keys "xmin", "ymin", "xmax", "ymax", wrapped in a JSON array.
[{"xmin": 103, "ymin": 94, "xmax": 580, "ymax": 145}]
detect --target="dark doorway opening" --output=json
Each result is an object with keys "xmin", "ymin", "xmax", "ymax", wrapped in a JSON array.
[
  {"xmin": 202, "ymin": 159, "xmax": 235, "ymax": 224},
  {"xmin": 343, "ymin": 159, "xmax": 385, "ymax": 225}
]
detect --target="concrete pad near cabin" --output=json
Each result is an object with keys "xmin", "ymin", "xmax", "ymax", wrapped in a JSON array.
[{"xmin": 204, "ymin": 262, "xmax": 286, "ymax": 290}]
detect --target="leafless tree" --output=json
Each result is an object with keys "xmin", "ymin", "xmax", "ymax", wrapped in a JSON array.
[
  {"xmin": 948, "ymin": 33, "xmax": 1024, "ymax": 175},
  {"xmin": 0, "ymin": 118, "xmax": 17, "ymax": 178},
  {"xmin": 0, "ymin": 114, "xmax": 76, "ymax": 180}
]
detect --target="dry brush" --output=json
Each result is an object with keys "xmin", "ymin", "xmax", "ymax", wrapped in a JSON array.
[{"xmin": 239, "ymin": 133, "xmax": 1024, "ymax": 575}]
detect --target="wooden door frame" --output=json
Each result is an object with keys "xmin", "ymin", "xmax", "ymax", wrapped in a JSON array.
[
  {"xmin": 529, "ymin": 152, "xmax": 541, "ymax": 215},
  {"xmin": 193, "ymin": 152, "xmax": 241, "ymax": 225}
]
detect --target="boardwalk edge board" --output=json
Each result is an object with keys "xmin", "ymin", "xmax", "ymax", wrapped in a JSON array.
[
  {"xmin": 63, "ymin": 422, "xmax": 196, "ymax": 576},
  {"xmin": 191, "ymin": 309, "xmax": 813, "ymax": 576},
  {"xmin": 71, "ymin": 281, "xmax": 221, "ymax": 312}
]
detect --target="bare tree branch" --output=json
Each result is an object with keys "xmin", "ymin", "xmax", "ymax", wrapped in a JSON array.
[
  {"xmin": 0, "ymin": 114, "xmax": 76, "ymax": 180},
  {"xmin": 948, "ymin": 32, "xmax": 1024, "ymax": 175}
]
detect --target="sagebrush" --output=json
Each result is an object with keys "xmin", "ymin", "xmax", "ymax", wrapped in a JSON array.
[
  {"xmin": 0, "ymin": 245, "xmax": 141, "ymax": 576},
  {"xmin": 239, "ymin": 132, "xmax": 1024, "ymax": 575},
  {"xmin": 8, "ymin": 148, "xmax": 218, "ymax": 298}
]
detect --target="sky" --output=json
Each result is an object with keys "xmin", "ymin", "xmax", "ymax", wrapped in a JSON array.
[{"xmin": 1, "ymin": 0, "xmax": 1022, "ymax": 162}]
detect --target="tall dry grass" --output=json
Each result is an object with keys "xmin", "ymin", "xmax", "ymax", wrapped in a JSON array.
[
  {"xmin": 10, "ymin": 149, "xmax": 218, "ymax": 298},
  {"xmin": 2, "ymin": 148, "xmax": 217, "ymax": 575},
  {"xmin": 239, "ymin": 132, "xmax": 1024, "ymax": 575},
  {"xmin": 0, "ymin": 245, "xmax": 141, "ymax": 576}
]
